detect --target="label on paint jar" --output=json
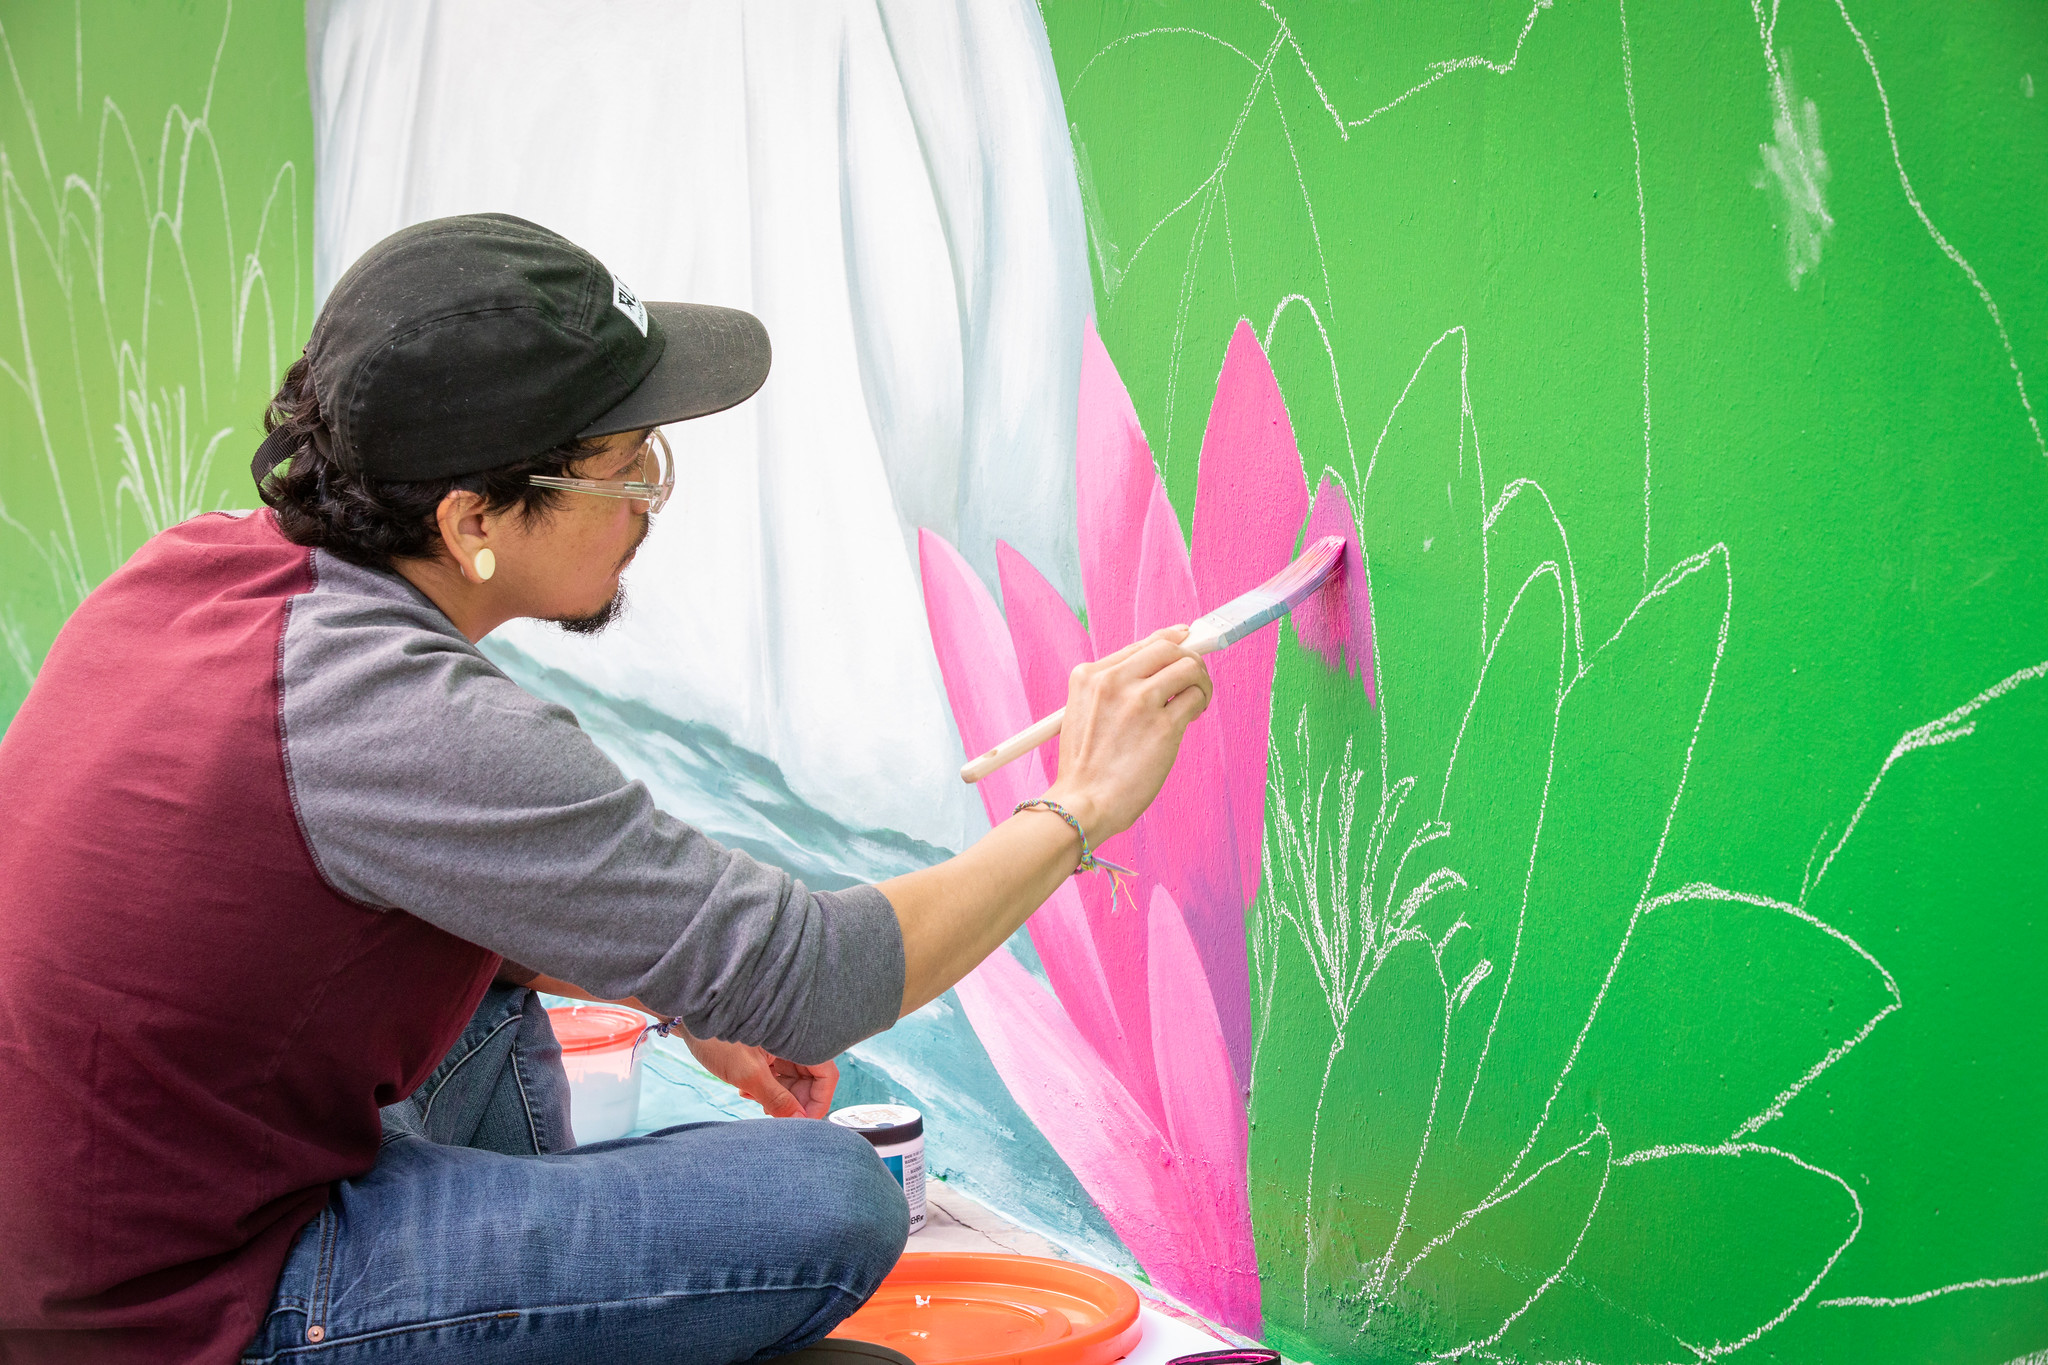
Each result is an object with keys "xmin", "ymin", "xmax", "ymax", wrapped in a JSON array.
[{"xmin": 829, "ymin": 1104, "xmax": 927, "ymax": 1235}]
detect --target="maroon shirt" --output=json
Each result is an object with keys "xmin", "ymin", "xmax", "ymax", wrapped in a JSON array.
[{"xmin": 0, "ymin": 514, "xmax": 498, "ymax": 1362}]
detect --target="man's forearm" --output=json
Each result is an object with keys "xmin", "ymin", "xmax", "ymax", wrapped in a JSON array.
[
  {"xmin": 877, "ymin": 790, "xmax": 1096, "ymax": 1016},
  {"xmin": 522, "ymin": 972, "xmax": 659, "ymax": 1018}
]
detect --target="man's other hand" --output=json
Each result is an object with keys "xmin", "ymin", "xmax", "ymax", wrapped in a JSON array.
[
  {"xmin": 683, "ymin": 1034, "xmax": 839, "ymax": 1119},
  {"xmin": 520, "ymin": 972, "xmax": 840, "ymax": 1118}
]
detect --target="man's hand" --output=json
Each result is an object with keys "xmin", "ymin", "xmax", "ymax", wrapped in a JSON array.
[
  {"xmin": 522, "ymin": 974, "xmax": 838, "ymax": 1118},
  {"xmin": 1043, "ymin": 624, "xmax": 1213, "ymax": 846},
  {"xmin": 683, "ymin": 1033, "xmax": 839, "ymax": 1119}
]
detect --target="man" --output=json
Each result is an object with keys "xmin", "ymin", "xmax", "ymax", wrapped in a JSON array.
[{"xmin": 0, "ymin": 215, "xmax": 1212, "ymax": 1364}]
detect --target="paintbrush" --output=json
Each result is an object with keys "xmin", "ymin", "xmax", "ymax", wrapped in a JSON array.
[{"xmin": 960, "ymin": 535, "xmax": 1348, "ymax": 784}]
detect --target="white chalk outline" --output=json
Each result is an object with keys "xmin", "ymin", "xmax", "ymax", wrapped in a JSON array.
[
  {"xmin": 1068, "ymin": 11, "xmax": 1351, "ymax": 479},
  {"xmin": 1341, "ymin": 0, "xmax": 1561, "ymax": 132},
  {"xmin": 1062, "ymin": 27, "xmax": 1258, "ymax": 103},
  {"xmin": 1399, "ymin": 1124, "xmax": 1615, "ymax": 1360},
  {"xmin": 1825, "ymin": 0, "xmax": 2045, "ymax": 458},
  {"xmin": 1618, "ymin": 0, "xmax": 1654, "ymax": 589},
  {"xmin": 1465, "ymin": 544, "xmax": 1735, "ymax": 1193},
  {"xmin": 1253, "ymin": 318, "xmax": 1612, "ymax": 1333},
  {"xmin": 1661, "ymin": 883, "xmax": 1903, "ymax": 1143},
  {"xmin": 1070, "ymin": 0, "xmax": 2043, "ymax": 627},
  {"xmin": 1169, "ymin": 29, "xmax": 1286, "ymax": 475},
  {"xmin": 1606, "ymin": 1141, "xmax": 1864, "ymax": 1358},
  {"xmin": 1262, "ymin": 706, "xmax": 1442, "ymax": 1315},
  {"xmin": 1058, "ymin": 4, "xmax": 2048, "ymax": 1350},
  {"xmin": 1804, "ymin": 656, "xmax": 2048, "ymax": 901},
  {"xmin": 0, "ymin": 0, "xmax": 300, "ymax": 648},
  {"xmin": 1263, "ymin": 293, "xmax": 1359, "ymax": 506},
  {"xmin": 1244, "ymin": 325, "xmax": 2048, "ymax": 1353},
  {"xmin": 1821, "ymin": 1267, "xmax": 2048, "ymax": 1309}
]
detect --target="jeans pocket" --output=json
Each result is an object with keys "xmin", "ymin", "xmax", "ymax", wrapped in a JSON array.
[{"xmin": 243, "ymin": 1203, "xmax": 337, "ymax": 1361}]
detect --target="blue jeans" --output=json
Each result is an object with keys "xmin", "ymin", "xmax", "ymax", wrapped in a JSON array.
[{"xmin": 241, "ymin": 986, "xmax": 908, "ymax": 1363}]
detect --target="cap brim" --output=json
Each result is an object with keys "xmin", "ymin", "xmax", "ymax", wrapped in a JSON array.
[{"xmin": 578, "ymin": 302, "xmax": 771, "ymax": 438}]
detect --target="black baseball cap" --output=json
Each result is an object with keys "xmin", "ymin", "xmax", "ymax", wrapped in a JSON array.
[{"xmin": 252, "ymin": 213, "xmax": 770, "ymax": 484}]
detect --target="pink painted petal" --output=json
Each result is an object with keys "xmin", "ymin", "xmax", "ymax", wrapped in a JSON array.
[
  {"xmin": 1065, "ymin": 867, "xmax": 1164, "ymax": 1128},
  {"xmin": 1128, "ymin": 482, "xmax": 1252, "ymax": 1084},
  {"xmin": 920, "ymin": 528, "xmax": 1136, "ymax": 1086},
  {"xmin": 955, "ymin": 950, "xmax": 1223, "ymax": 1318},
  {"xmin": 1132, "ymin": 479, "xmax": 1201, "ymax": 632},
  {"xmin": 1044, "ymin": 863, "xmax": 1158, "ymax": 1129},
  {"xmin": 1018, "ymin": 880, "xmax": 1144, "ymax": 1108},
  {"xmin": 920, "ymin": 527, "xmax": 1042, "ymax": 818},
  {"xmin": 1146, "ymin": 884, "xmax": 1261, "ymax": 1334},
  {"xmin": 1190, "ymin": 322, "xmax": 1310, "ymax": 912},
  {"xmin": 996, "ymin": 540, "xmax": 1093, "ymax": 781},
  {"xmin": 1295, "ymin": 476, "xmax": 1379, "ymax": 705},
  {"xmin": 1076, "ymin": 319, "xmax": 1158, "ymax": 659}
]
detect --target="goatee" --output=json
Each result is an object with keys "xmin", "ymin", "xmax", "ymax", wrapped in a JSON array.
[{"xmin": 553, "ymin": 584, "xmax": 628, "ymax": 636}]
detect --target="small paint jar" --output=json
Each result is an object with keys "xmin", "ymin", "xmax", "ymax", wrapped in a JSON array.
[{"xmin": 830, "ymin": 1104, "xmax": 926, "ymax": 1235}]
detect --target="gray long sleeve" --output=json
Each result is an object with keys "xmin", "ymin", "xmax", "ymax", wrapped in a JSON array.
[{"xmin": 276, "ymin": 551, "xmax": 904, "ymax": 1064}]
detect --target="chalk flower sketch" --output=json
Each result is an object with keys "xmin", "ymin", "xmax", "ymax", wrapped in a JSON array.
[
  {"xmin": 921, "ymin": 319, "xmax": 1360, "ymax": 1333},
  {"xmin": 928, "ymin": 310, "xmax": 2048, "ymax": 1361},
  {"xmin": 1237, "ymin": 323, "xmax": 2004, "ymax": 1361},
  {"xmin": 0, "ymin": 3, "xmax": 301, "ymax": 697},
  {"xmin": 1042, "ymin": 0, "xmax": 2048, "ymax": 1351}
]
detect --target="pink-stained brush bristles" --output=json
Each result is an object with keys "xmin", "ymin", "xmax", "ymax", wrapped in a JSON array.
[{"xmin": 960, "ymin": 536, "xmax": 1348, "ymax": 784}]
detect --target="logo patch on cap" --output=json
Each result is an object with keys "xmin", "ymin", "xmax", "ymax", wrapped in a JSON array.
[{"xmin": 610, "ymin": 271, "xmax": 649, "ymax": 337}]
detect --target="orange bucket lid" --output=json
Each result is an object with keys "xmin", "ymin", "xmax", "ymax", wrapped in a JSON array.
[
  {"xmin": 830, "ymin": 1253, "xmax": 1141, "ymax": 1365},
  {"xmin": 545, "ymin": 1003, "xmax": 649, "ymax": 1055}
]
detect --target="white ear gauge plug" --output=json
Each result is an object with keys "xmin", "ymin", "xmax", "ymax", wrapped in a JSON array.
[{"xmin": 473, "ymin": 548, "xmax": 496, "ymax": 582}]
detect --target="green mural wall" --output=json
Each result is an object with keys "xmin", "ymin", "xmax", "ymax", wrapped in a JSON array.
[
  {"xmin": 3, "ymin": 2, "xmax": 2044, "ymax": 1358},
  {"xmin": 0, "ymin": 0, "xmax": 311, "ymax": 724},
  {"xmin": 1043, "ymin": 2, "xmax": 2047, "ymax": 1361}
]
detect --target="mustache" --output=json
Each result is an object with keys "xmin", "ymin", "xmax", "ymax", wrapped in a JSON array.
[
  {"xmin": 617, "ymin": 512, "xmax": 652, "ymax": 571},
  {"xmin": 551, "ymin": 513, "xmax": 651, "ymax": 637}
]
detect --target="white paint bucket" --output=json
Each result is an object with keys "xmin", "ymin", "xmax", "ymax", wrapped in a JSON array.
[
  {"xmin": 830, "ymin": 1104, "xmax": 926, "ymax": 1235},
  {"xmin": 546, "ymin": 1003, "xmax": 650, "ymax": 1144}
]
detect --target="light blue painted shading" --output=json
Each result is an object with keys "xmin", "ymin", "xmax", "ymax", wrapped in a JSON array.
[
  {"xmin": 835, "ymin": 993, "xmax": 1134, "ymax": 1272},
  {"xmin": 635, "ymin": 1036, "xmax": 766, "ymax": 1128},
  {"xmin": 484, "ymin": 640, "xmax": 951, "ymax": 890},
  {"xmin": 504, "ymin": 639, "xmax": 1131, "ymax": 1271}
]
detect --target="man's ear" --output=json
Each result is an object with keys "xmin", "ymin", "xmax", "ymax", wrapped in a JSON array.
[{"xmin": 435, "ymin": 489, "xmax": 495, "ymax": 584}]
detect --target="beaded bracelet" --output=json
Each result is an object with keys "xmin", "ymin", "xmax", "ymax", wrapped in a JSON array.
[{"xmin": 1013, "ymin": 798, "xmax": 1133, "ymax": 877}]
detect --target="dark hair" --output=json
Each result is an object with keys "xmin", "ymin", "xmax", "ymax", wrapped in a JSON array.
[{"xmin": 256, "ymin": 355, "xmax": 603, "ymax": 569}]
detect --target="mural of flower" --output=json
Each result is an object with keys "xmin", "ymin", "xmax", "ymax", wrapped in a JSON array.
[
  {"xmin": 1242, "ymin": 329, "xmax": 1947, "ymax": 1363},
  {"xmin": 0, "ymin": 3, "xmax": 306, "ymax": 714},
  {"xmin": 919, "ymin": 318, "xmax": 1368, "ymax": 1333},
  {"xmin": 925, "ymin": 313, "xmax": 2044, "ymax": 1364}
]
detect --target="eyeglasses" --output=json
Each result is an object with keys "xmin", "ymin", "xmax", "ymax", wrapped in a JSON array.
[{"xmin": 528, "ymin": 429, "xmax": 674, "ymax": 515}]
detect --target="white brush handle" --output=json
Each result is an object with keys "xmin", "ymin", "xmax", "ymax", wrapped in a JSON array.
[
  {"xmin": 960, "ymin": 706, "xmax": 1067, "ymax": 783},
  {"xmin": 958, "ymin": 626, "xmax": 1226, "ymax": 784}
]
